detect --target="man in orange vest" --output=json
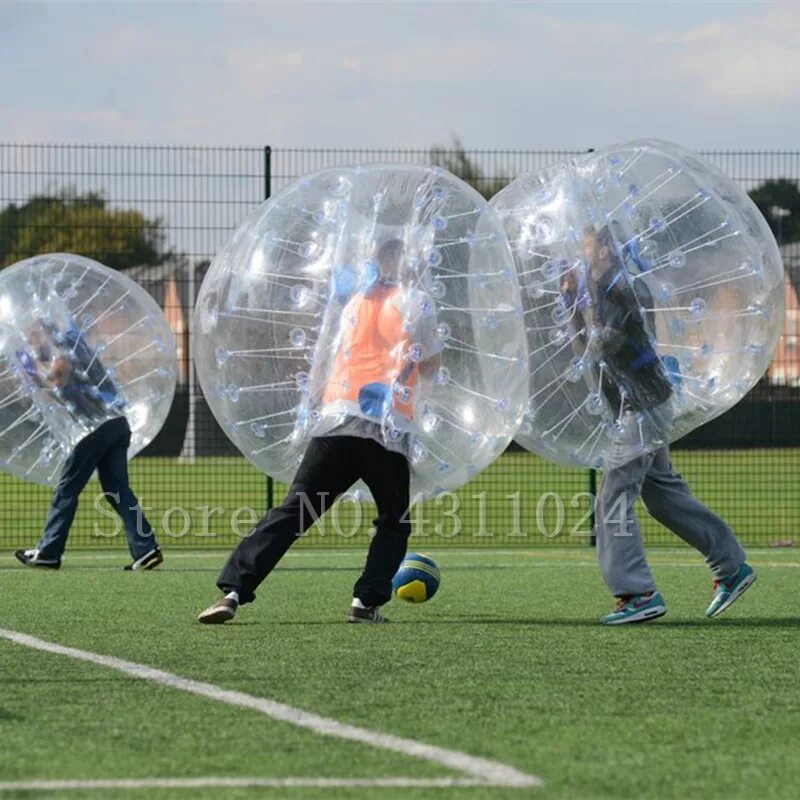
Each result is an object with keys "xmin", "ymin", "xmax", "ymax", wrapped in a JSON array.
[{"xmin": 199, "ymin": 239, "xmax": 441, "ymax": 624}]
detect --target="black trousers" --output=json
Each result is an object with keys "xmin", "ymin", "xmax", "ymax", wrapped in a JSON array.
[{"xmin": 217, "ymin": 436, "xmax": 411, "ymax": 607}]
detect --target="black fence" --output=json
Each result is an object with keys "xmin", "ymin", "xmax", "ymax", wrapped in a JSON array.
[{"xmin": 0, "ymin": 143, "xmax": 798, "ymax": 550}]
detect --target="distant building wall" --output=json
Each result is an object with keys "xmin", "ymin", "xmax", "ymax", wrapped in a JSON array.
[{"xmin": 768, "ymin": 275, "xmax": 800, "ymax": 387}]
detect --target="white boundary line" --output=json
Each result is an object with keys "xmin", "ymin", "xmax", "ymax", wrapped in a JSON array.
[
  {"xmin": 0, "ymin": 777, "xmax": 507, "ymax": 792},
  {"xmin": 0, "ymin": 628, "xmax": 541, "ymax": 790}
]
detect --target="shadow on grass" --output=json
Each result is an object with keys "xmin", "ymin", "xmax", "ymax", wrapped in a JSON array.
[
  {"xmin": 250, "ymin": 616, "xmax": 800, "ymax": 629},
  {"xmin": 410, "ymin": 616, "xmax": 800, "ymax": 629},
  {"xmin": 0, "ymin": 564, "xmax": 516, "ymax": 574},
  {"xmin": 196, "ymin": 620, "xmax": 262, "ymax": 627},
  {"xmin": 639, "ymin": 617, "xmax": 800, "ymax": 629}
]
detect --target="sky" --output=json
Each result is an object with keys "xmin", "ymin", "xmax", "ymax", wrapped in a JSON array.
[{"xmin": 2, "ymin": 1, "xmax": 799, "ymax": 151}]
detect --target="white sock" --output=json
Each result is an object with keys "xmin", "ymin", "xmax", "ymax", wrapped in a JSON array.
[
  {"xmin": 351, "ymin": 597, "xmax": 366, "ymax": 609},
  {"xmin": 225, "ymin": 591, "xmax": 239, "ymax": 603}
]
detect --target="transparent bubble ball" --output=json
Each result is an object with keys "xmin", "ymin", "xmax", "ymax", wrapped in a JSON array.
[
  {"xmin": 194, "ymin": 165, "xmax": 527, "ymax": 498},
  {"xmin": 0, "ymin": 253, "xmax": 177, "ymax": 484},
  {"xmin": 491, "ymin": 139, "xmax": 784, "ymax": 469}
]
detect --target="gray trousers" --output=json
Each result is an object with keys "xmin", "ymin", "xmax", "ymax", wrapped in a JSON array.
[{"xmin": 596, "ymin": 446, "xmax": 746, "ymax": 597}]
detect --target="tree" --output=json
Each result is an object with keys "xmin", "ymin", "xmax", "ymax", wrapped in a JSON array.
[
  {"xmin": 748, "ymin": 179, "xmax": 800, "ymax": 245},
  {"xmin": 748, "ymin": 179, "xmax": 800, "ymax": 297},
  {"xmin": 429, "ymin": 136, "xmax": 509, "ymax": 200},
  {"xmin": 0, "ymin": 189, "xmax": 169, "ymax": 270}
]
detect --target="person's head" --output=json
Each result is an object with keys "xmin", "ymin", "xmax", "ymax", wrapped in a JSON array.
[
  {"xmin": 25, "ymin": 320, "xmax": 53, "ymax": 360},
  {"xmin": 581, "ymin": 226, "xmax": 617, "ymax": 274},
  {"xmin": 376, "ymin": 238, "xmax": 404, "ymax": 281},
  {"xmin": 24, "ymin": 321, "xmax": 43, "ymax": 344}
]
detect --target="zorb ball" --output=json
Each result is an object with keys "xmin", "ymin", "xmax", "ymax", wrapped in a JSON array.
[
  {"xmin": 0, "ymin": 254, "xmax": 177, "ymax": 485},
  {"xmin": 392, "ymin": 553, "xmax": 440, "ymax": 602},
  {"xmin": 491, "ymin": 139, "xmax": 784, "ymax": 469},
  {"xmin": 194, "ymin": 165, "xmax": 527, "ymax": 498}
]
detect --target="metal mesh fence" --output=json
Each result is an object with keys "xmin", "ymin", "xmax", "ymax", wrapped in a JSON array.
[{"xmin": 0, "ymin": 143, "xmax": 797, "ymax": 551}]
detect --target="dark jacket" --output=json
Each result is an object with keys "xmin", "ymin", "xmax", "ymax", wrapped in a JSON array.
[
  {"xmin": 56, "ymin": 322, "xmax": 123, "ymax": 422},
  {"xmin": 590, "ymin": 267, "xmax": 672, "ymax": 412}
]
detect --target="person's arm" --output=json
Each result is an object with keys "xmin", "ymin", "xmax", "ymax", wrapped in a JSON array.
[
  {"xmin": 595, "ymin": 284, "xmax": 636, "ymax": 355},
  {"xmin": 558, "ymin": 272, "xmax": 591, "ymax": 359},
  {"xmin": 16, "ymin": 349, "xmax": 46, "ymax": 387},
  {"xmin": 396, "ymin": 288, "xmax": 443, "ymax": 381},
  {"xmin": 418, "ymin": 352, "xmax": 441, "ymax": 379}
]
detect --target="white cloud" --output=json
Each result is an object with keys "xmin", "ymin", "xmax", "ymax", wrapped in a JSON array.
[
  {"xmin": 1, "ymin": 2, "xmax": 798, "ymax": 150},
  {"xmin": 661, "ymin": 5, "xmax": 800, "ymax": 104}
]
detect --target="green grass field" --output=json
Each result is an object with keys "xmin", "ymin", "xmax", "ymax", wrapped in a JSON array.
[
  {"xmin": 0, "ymin": 449, "xmax": 798, "ymax": 550},
  {"xmin": 1, "ymin": 547, "xmax": 798, "ymax": 800}
]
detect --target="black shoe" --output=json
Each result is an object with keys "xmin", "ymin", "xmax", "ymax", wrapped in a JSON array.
[
  {"xmin": 14, "ymin": 549, "xmax": 61, "ymax": 569},
  {"xmin": 347, "ymin": 603, "xmax": 389, "ymax": 623},
  {"xmin": 198, "ymin": 596, "xmax": 238, "ymax": 624},
  {"xmin": 124, "ymin": 548, "xmax": 163, "ymax": 571}
]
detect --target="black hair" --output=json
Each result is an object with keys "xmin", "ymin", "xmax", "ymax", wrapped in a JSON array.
[
  {"xmin": 376, "ymin": 238, "xmax": 404, "ymax": 265},
  {"xmin": 584, "ymin": 225, "xmax": 623, "ymax": 270},
  {"xmin": 584, "ymin": 225, "xmax": 615, "ymax": 252}
]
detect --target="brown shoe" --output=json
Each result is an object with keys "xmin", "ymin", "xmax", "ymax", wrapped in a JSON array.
[{"xmin": 198, "ymin": 596, "xmax": 238, "ymax": 624}]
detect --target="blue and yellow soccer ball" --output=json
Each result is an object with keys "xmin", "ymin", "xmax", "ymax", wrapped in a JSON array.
[{"xmin": 392, "ymin": 553, "xmax": 440, "ymax": 603}]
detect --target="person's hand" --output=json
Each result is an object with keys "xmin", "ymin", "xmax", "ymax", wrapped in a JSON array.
[
  {"xmin": 598, "ymin": 326, "xmax": 626, "ymax": 355},
  {"xmin": 583, "ymin": 325, "xmax": 604, "ymax": 360},
  {"xmin": 584, "ymin": 325, "xmax": 625, "ymax": 360},
  {"xmin": 418, "ymin": 353, "xmax": 442, "ymax": 379},
  {"xmin": 47, "ymin": 355, "xmax": 72, "ymax": 387}
]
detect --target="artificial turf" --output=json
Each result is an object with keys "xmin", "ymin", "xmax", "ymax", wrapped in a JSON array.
[{"xmin": 1, "ymin": 547, "xmax": 798, "ymax": 800}]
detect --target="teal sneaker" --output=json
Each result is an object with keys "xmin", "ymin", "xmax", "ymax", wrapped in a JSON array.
[
  {"xmin": 706, "ymin": 563, "xmax": 757, "ymax": 618},
  {"xmin": 600, "ymin": 591, "xmax": 667, "ymax": 625}
]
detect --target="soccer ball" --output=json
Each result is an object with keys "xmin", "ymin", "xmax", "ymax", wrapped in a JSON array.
[{"xmin": 392, "ymin": 553, "xmax": 440, "ymax": 602}]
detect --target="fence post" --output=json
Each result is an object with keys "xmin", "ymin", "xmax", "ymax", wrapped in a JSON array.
[
  {"xmin": 585, "ymin": 147, "xmax": 597, "ymax": 547},
  {"xmin": 264, "ymin": 145, "xmax": 275, "ymax": 512},
  {"xmin": 178, "ymin": 253, "xmax": 197, "ymax": 464},
  {"xmin": 589, "ymin": 468, "xmax": 597, "ymax": 547},
  {"xmin": 264, "ymin": 145, "xmax": 272, "ymax": 203}
]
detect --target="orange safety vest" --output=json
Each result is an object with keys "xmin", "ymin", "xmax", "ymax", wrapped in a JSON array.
[{"xmin": 323, "ymin": 284, "xmax": 417, "ymax": 421}]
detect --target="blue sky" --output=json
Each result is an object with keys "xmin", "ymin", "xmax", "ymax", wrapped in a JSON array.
[{"xmin": 2, "ymin": 1, "xmax": 799, "ymax": 150}]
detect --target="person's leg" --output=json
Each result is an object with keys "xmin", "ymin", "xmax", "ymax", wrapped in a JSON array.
[
  {"xmin": 216, "ymin": 437, "xmax": 360, "ymax": 603},
  {"xmin": 36, "ymin": 434, "xmax": 105, "ymax": 560},
  {"xmin": 595, "ymin": 452, "xmax": 657, "ymax": 597},
  {"xmin": 96, "ymin": 428, "xmax": 158, "ymax": 561},
  {"xmin": 641, "ymin": 447, "xmax": 746, "ymax": 580},
  {"xmin": 353, "ymin": 440, "xmax": 411, "ymax": 607}
]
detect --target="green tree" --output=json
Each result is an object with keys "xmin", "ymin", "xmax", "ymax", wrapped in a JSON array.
[
  {"xmin": 748, "ymin": 179, "xmax": 800, "ymax": 245},
  {"xmin": 0, "ymin": 189, "xmax": 169, "ymax": 269},
  {"xmin": 429, "ymin": 136, "xmax": 509, "ymax": 200}
]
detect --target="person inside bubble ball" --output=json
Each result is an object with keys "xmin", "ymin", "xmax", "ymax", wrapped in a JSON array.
[
  {"xmin": 198, "ymin": 238, "xmax": 442, "ymax": 624},
  {"xmin": 321, "ymin": 237, "xmax": 441, "ymax": 430},
  {"xmin": 568, "ymin": 226, "xmax": 756, "ymax": 624},
  {"xmin": 14, "ymin": 318, "xmax": 162, "ymax": 572}
]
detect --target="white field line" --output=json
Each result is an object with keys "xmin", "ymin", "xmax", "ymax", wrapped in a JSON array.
[
  {"xmin": 0, "ymin": 777, "xmax": 504, "ymax": 792},
  {"xmin": 0, "ymin": 628, "xmax": 541, "ymax": 790}
]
